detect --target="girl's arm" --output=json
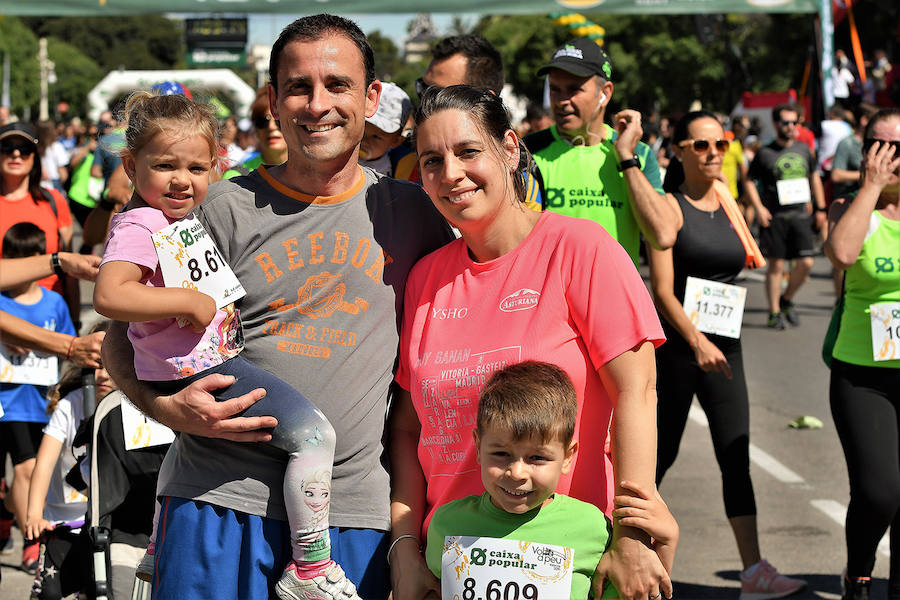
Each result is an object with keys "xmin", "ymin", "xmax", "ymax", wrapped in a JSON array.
[
  {"xmin": 592, "ymin": 341, "xmax": 672, "ymax": 600},
  {"xmin": 388, "ymin": 386, "xmax": 441, "ymax": 600},
  {"xmin": 646, "ymin": 241, "xmax": 732, "ymax": 378},
  {"xmin": 93, "ymin": 260, "xmax": 216, "ymax": 332},
  {"xmin": 24, "ymin": 433, "xmax": 64, "ymax": 540}
]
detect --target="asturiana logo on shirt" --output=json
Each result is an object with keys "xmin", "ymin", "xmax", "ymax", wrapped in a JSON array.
[{"xmin": 499, "ymin": 288, "xmax": 541, "ymax": 312}]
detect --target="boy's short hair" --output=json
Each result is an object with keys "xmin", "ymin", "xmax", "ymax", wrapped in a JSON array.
[
  {"xmin": 477, "ymin": 361, "xmax": 577, "ymax": 446},
  {"xmin": 2, "ymin": 222, "xmax": 46, "ymax": 258}
]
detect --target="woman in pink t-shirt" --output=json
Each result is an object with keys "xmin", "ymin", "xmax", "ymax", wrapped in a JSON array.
[{"xmin": 389, "ymin": 85, "xmax": 669, "ymax": 600}]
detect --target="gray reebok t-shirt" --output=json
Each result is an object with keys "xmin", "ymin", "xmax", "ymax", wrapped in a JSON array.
[{"xmin": 158, "ymin": 166, "xmax": 453, "ymax": 529}]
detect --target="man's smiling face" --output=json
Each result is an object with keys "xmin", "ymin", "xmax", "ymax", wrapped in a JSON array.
[{"xmin": 270, "ymin": 33, "xmax": 379, "ymax": 168}]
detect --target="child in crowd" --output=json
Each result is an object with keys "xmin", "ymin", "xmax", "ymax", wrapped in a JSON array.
[
  {"xmin": 425, "ymin": 361, "xmax": 677, "ymax": 599},
  {"xmin": 24, "ymin": 321, "xmax": 111, "ymax": 599},
  {"xmin": 92, "ymin": 92, "xmax": 358, "ymax": 600},
  {"xmin": 358, "ymin": 82, "xmax": 413, "ymax": 177},
  {"xmin": 0, "ymin": 222, "xmax": 76, "ymax": 573}
]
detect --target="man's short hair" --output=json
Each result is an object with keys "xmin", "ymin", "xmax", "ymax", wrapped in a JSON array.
[
  {"xmin": 3, "ymin": 222, "xmax": 46, "ymax": 259},
  {"xmin": 477, "ymin": 361, "xmax": 577, "ymax": 447},
  {"xmin": 269, "ymin": 14, "xmax": 376, "ymax": 90},
  {"xmin": 431, "ymin": 34, "xmax": 504, "ymax": 94},
  {"xmin": 772, "ymin": 103, "xmax": 799, "ymax": 123}
]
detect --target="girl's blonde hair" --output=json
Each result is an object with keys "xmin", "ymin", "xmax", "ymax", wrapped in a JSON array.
[
  {"xmin": 120, "ymin": 91, "xmax": 219, "ymax": 159},
  {"xmin": 46, "ymin": 321, "xmax": 111, "ymax": 415}
]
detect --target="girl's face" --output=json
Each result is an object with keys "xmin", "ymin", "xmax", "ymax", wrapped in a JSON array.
[
  {"xmin": 416, "ymin": 109, "xmax": 519, "ymax": 230},
  {"xmin": 674, "ymin": 117, "xmax": 727, "ymax": 182},
  {"xmin": 122, "ymin": 129, "xmax": 214, "ymax": 219},
  {"xmin": 95, "ymin": 365, "xmax": 118, "ymax": 399},
  {"xmin": 303, "ymin": 482, "xmax": 329, "ymax": 512},
  {"xmin": 0, "ymin": 135, "xmax": 36, "ymax": 182}
]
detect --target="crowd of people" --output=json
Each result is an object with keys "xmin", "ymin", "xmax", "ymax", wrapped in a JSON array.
[{"xmin": 0, "ymin": 13, "xmax": 898, "ymax": 600}]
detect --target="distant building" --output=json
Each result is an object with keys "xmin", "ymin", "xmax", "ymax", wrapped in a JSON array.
[{"xmin": 404, "ymin": 13, "xmax": 438, "ymax": 64}]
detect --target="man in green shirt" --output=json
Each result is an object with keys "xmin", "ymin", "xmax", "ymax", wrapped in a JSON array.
[{"xmin": 525, "ymin": 39, "xmax": 680, "ymax": 264}]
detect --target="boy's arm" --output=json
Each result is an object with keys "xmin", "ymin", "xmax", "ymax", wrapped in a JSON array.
[
  {"xmin": 93, "ymin": 261, "xmax": 216, "ymax": 332},
  {"xmin": 612, "ymin": 480, "xmax": 679, "ymax": 575}
]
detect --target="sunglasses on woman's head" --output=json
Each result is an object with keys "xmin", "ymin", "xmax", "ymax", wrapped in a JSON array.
[
  {"xmin": 678, "ymin": 138, "xmax": 730, "ymax": 153},
  {"xmin": 862, "ymin": 138, "xmax": 900, "ymax": 154},
  {"xmin": 252, "ymin": 114, "xmax": 273, "ymax": 130},
  {"xmin": 0, "ymin": 139, "xmax": 36, "ymax": 156}
]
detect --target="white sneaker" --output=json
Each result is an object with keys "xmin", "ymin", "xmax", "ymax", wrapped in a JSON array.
[
  {"xmin": 740, "ymin": 559, "xmax": 807, "ymax": 600},
  {"xmin": 274, "ymin": 560, "xmax": 362, "ymax": 600},
  {"xmin": 135, "ymin": 547, "xmax": 154, "ymax": 582}
]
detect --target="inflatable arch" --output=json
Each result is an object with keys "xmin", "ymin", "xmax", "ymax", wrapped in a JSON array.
[{"xmin": 87, "ymin": 69, "xmax": 256, "ymax": 122}]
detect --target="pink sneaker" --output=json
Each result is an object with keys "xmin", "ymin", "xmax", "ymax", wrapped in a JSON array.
[
  {"xmin": 740, "ymin": 559, "xmax": 806, "ymax": 600},
  {"xmin": 274, "ymin": 560, "xmax": 361, "ymax": 600}
]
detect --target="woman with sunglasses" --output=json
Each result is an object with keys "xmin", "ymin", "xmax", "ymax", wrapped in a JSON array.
[
  {"xmin": 223, "ymin": 86, "xmax": 288, "ymax": 179},
  {"xmin": 650, "ymin": 111, "xmax": 807, "ymax": 600},
  {"xmin": 825, "ymin": 108, "xmax": 900, "ymax": 600},
  {"xmin": 0, "ymin": 123, "xmax": 74, "ymax": 298}
]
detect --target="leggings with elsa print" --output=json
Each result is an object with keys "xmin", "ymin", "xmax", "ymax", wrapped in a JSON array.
[{"xmin": 154, "ymin": 354, "xmax": 336, "ymax": 565}]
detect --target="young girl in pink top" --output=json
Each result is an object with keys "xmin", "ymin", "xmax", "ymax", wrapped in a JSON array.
[{"xmin": 93, "ymin": 92, "xmax": 359, "ymax": 600}]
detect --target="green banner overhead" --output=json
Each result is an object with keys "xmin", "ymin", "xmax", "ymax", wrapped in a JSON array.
[{"xmin": 0, "ymin": 0, "xmax": 819, "ymax": 14}]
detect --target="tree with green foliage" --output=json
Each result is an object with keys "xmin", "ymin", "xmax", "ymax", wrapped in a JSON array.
[{"xmin": 0, "ymin": 17, "xmax": 41, "ymax": 116}]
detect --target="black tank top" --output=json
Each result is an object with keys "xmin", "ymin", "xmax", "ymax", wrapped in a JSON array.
[{"xmin": 670, "ymin": 192, "xmax": 747, "ymax": 305}]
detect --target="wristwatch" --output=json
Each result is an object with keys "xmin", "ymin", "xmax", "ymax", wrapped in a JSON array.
[
  {"xmin": 50, "ymin": 252, "xmax": 65, "ymax": 277},
  {"xmin": 618, "ymin": 155, "xmax": 641, "ymax": 171}
]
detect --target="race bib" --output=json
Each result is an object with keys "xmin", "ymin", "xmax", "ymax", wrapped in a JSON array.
[
  {"xmin": 441, "ymin": 536, "xmax": 573, "ymax": 600},
  {"xmin": 683, "ymin": 276, "xmax": 747, "ymax": 339},
  {"xmin": 63, "ymin": 479, "xmax": 88, "ymax": 504},
  {"xmin": 121, "ymin": 397, "xmax": 175, "ymax": 450},
  {"xmin": 870, "ymin": 302, "xmax": 900, "ymax": 362},
  {"xmin": 0, "ymin": 348, "xmax": 59, "ymax": 386},
  {"xmin": 776, "ymin": 178, "xmax": 811, "ymax": 206},
  {"xmin": 152, "ymin": 216, "xmax": 246, "ymax": 310}
]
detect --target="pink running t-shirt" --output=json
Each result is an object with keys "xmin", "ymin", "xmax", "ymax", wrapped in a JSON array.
[{"xmin": 396, "ymin": 211, "xmax": 665, "ymax": 533}]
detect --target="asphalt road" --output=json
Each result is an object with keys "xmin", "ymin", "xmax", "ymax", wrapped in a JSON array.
[{"xmin": 0, "ymin": 255, "xmax": 884, "ymax": 599}]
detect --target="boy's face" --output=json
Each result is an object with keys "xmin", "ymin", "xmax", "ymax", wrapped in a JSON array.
[
  {"xmin": 474, "ymin": 425, "xmax": 576, "ymax": 515},
  {"xmin": 359, "ymin": 121, "xmax": 402, "ymax": 161}
]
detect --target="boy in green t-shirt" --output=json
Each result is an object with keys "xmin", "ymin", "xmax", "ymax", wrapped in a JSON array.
[{"xmin": 425, "ymin": 361, "xmax": 677, "ymax": 599}]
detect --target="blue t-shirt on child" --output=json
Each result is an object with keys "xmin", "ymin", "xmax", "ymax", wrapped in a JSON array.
[{"xmin": 0, "ymin": 288, "xmax": 75, "ymax": 423}]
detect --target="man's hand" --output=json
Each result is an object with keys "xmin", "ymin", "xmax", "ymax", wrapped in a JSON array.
[
  {"xmin": 613, "ymin": 109, "xmax": 644, "ymax": 157},
  {"xmin": 58, "ymin": 252, "xmax": 101, "ymax": 281},
  {"xmin": 593, "ymin": 534, "xmax": 672, "ymax": 600},
  {"xmin": 156, "ymin": 373, "xmax": 277, "ymax": 442},
  {"xmin": 755, "ymin": 205, "xmax": 773, "ymax": 228},
  {"xmin": 68, "ymin": 331, "xmax": 105, "ymax": 368}
]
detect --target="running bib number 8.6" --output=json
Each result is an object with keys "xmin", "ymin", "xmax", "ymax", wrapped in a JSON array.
[{"xmin": 462, "ymin": 577, "xmax": 539, "ymax": 600}]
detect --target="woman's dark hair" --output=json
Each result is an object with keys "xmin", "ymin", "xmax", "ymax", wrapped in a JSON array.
[
  {"xmin": 414, "ymin": 84, "xmax": 532, "ymax": 204},
  {"xmin": 2, "ymin": 221, "xmax": 46, "ymax": 258},
  {"xmin": 663, "ymin": 110, "xmax": 721, "ymax": 193},
  {"xmin": 863, "ymin": 108, "xmax": 900, "ymax": 141},
  {"xmin": 0, "ymin": 134, "xmax": 47, "ymax": 208}
]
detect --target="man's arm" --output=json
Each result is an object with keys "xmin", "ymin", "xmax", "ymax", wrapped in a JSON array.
[
  {"xmin": 810, "ymin": 168, "xmax": 827, "ymax": 233},
  {"xmin": 613, "ymin": 110, "xmax": 681, "ymax": 250},
  {"xmin": 0, "ymin": 311, "xmax": 103, "ymax": 367},
  {"xmin": 0, "ymin": 253, "xmax": 100, "ymax": 290},
  {"xmin": 100, "ymin": 320, "xmax": 277, "ymax": 440}
]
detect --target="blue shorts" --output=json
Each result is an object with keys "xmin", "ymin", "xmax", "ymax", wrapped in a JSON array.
[{"xmin": 152, "ymin": 497, "xmax": 390, "ymax": 600}]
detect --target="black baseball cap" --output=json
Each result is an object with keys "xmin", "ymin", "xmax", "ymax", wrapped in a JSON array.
[
  {"xmin": 0, "ymin": 122, "xmax": 38, "ymax": 144},
  {"xmin": 537, "ymin": 38, "xmax": 613, "ymax": 80}
]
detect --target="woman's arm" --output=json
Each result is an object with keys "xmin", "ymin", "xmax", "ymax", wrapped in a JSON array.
[
  {"xmin": 0, "ymin": 311, "xmax": 103, "ymax": 367},
  {"xmin": 646, "ymin": 241, "xmax": 731, "ymax": 378},
  {"xmin": 24, "ymin": 433, "xmax": 64, "ymax": 540},
  {"xmin": 826, "ymin": 142, "xmax": 900, "ymax": 269},
  {"xmin": 0, "ymin": 254, "xmax": 101, "ymax": 290},
  {"xmin": 93, "ymin": 261, "xmax": 216, "ymax": 332},
  {"xmin": 388, "ymin": 386, "xmax": 440, "ymax": 600},
  {"xmin": 593, "ymin": 341, "xmax": 673, "ymax": 600}
]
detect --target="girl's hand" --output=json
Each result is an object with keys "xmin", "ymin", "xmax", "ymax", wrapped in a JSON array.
[
  {"xmin": 862, "ymin": 140, "xmax": 900, "ymax": 190},
  {"xmin": 691, "ymin": 332, "xmax": 732, "ymax": 379},
  {"xmin": 24, "ymin": 515, "xmax": 54, "ymax": 541},
  {"xmin": 184, "ymin": 292, "xmax": 217, "ymax": 333}
]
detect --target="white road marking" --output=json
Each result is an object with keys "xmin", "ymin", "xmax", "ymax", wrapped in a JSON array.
[{"xmin": 688, "ymin": 403, "xmax": 889, "ymax": 556}]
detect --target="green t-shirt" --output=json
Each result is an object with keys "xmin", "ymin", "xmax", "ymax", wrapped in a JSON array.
[
  {"xmin": 222, "ymin": 155, "xmax": 264, "ymax": 180},
  {"xmin": 528, "ymin": 124, "xmax": 663, "ymax": 265},
  {"xmin": 426, "ymin": 492, "xmax": 615, "ymax": 599},
  {"xmin": 833, "ymin": 210, "xmax": 900, "ymax": 368}
]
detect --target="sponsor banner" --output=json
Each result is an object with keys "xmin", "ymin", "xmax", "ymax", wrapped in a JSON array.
[{"xmin": 0, "ymin": 0, "xmax": 818, "ymax": 15}]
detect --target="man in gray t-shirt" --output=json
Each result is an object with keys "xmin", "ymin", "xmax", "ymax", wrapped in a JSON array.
[{"xmin": 103, "ymin": 15, "xmax": 452, "ymax": 600}]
